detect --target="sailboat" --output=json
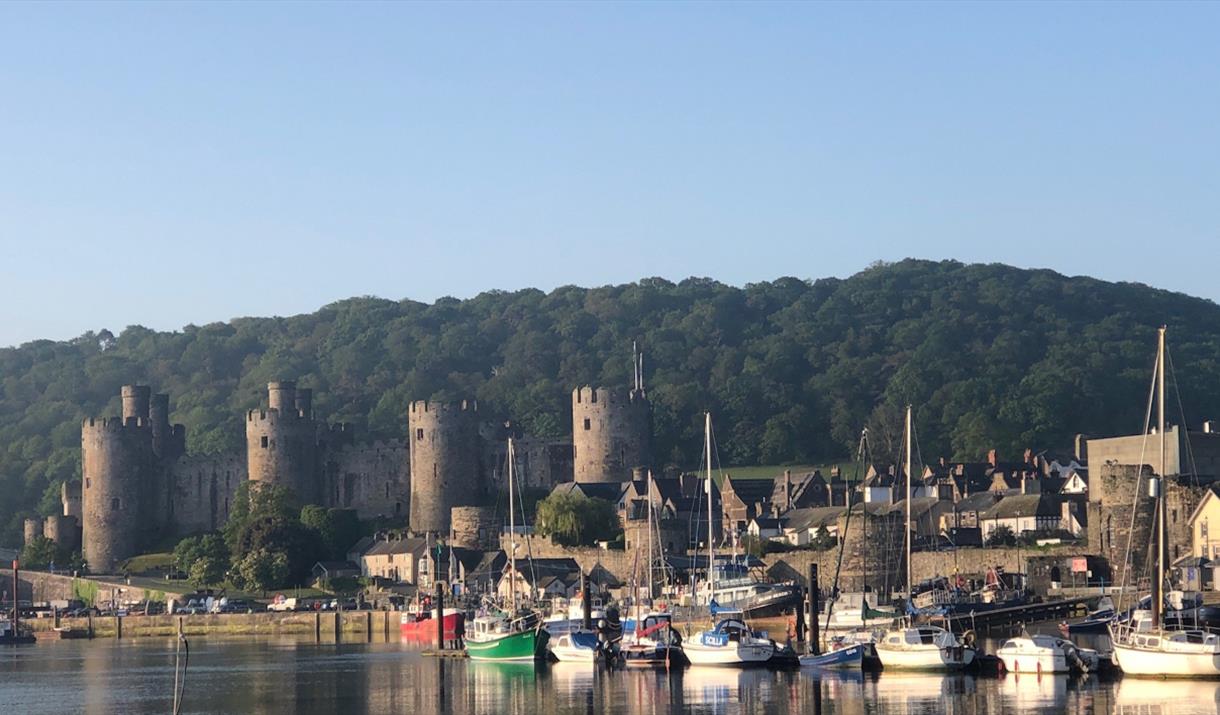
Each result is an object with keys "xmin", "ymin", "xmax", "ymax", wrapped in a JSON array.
[
  {"xmin": 684, "ymin": 413, "xmax": 776, "ymax": 667},
  {"xmin": 465, "ymin": 438, "xmax": 551, "ymax": 662},
  {"xmin": 874, "ymin": 406, "xmax": 977, "ymax": 671},
  {"xmin": 1110, "ymin": 327, "xmax": 1220, "ymax": 677},
  {"xmin": 620, "ymin": 470, "xmax": 685, "ymax": 667}
]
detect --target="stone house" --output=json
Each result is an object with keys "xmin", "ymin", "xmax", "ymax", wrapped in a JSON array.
[
  {"xmin": 1189, "ymin": 486, "xmax": 1220, "ymax": 560},
  {"xmin": 360, "ymin": 537, "xmax": 428, "ymax": 583},
  {"xmin": 497, "ymin": 557, "xmax": 582, "ymax": 601},
  {"xmin": 978, "ymin": 494, "xmax": 1064, "ymax": 541},
  {"xmin": 720, "ymin": 476, "xmax": 777, "ymax": 537},
  {"xmin": 780, "ymin": 506, "xmax": 846, "ymax": 546},
  {"xmin": 939, "ymin": 492, "xmax": 1002, "ymax": 531}
]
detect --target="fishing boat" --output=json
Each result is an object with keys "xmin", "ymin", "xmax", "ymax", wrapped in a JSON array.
[
  {"xmin": 875, "ymin": 407, "xmax": 977, "ymax": 671},
  {"xmin": 464, "ymin": 438, "xmax": 550, "ymax": 662},
  {"xmin": 400, "ymin": 606, "xmax": 464, "ymax": 640},
  {"xmin": 1110, "ymin": 328, "xmax": 1220, "ymax": 678},
  {"xmin": 799, "ymin": 640, "xmax": 867, "ymax": 670},
  {"xmin": 997, "ymin": 633, "xmax": 1099, "ymax": 674}
]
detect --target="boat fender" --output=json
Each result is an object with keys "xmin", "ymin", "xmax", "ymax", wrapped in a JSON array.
[{"xmin": 962, "ymin": 630, "xmax": 976, "ymax": 647}]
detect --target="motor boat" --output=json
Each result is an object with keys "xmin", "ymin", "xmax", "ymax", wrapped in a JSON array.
[
  {"xmin": 997, "ymin": 633, "xmax": 1099, "ymax": 674},
  {"xmin": 684, "ymin": 614, "xmax": 775, "ymax": 666},
  {"xmin": 874, "ymin": 625, "xmax": 977, "ymax": 671},
  {"xmin": 550, "ymin": 631, "xmax": 602, "ymax": 662}
]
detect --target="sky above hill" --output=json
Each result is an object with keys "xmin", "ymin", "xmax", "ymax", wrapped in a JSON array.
[{"xmin": 1, "ymin": 2, "xmax": 1218, "ymax": 348}]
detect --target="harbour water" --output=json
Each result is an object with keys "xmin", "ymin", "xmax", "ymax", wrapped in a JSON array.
[{"xmin": 4, "ymin": 637, "xmax": 1220, "ymax": 715}]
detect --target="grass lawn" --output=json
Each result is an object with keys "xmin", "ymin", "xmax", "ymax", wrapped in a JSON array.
[{"xmin": 119, "ymin": 552, "xmax": 175, "ymax": 575}]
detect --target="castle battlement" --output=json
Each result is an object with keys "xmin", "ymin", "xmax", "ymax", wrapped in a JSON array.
[
  {"xmin": 245, "ymin": 408, "xmax": 311, "ymax": 423},
  {"xmin": 409, "ymin": 399, "xmax": 478, "ymax": 414},
  {"xmin": 572, "ymin": 385, "xmax": 649, "ymax": 407},
  {"xmin": 81, "ymin": 415, "xmax": 149, "ymax": 432}
]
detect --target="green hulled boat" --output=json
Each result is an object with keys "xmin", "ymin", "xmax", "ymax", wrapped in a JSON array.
[
  {"xmin": 465, "ymin": 613, "xmax": 550, "ymax": 662},
  {"xmin": 465, "ymin": 438, "xmax": 551, "ymax": 662}
]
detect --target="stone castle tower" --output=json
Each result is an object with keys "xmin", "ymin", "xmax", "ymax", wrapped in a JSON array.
[
  {"xmin": 408, "ymin": 400, "xmax": 484, "ymax": 534},
  {"xmin": 246, "ymin": 381, "xmax": 321, "ymax": 503},
  {"xmin": 81, "ymin": 384, "xmax": 185, "ymax": 573},
  {"xmin": 571, "ymin": 384, "xmax": 651, "ymax": 484}
]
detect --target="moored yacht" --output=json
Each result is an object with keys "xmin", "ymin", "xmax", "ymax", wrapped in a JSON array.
[
  {"xmin": 683, "ymin": 614, "xmax": 775, "ymax": 666},
  {"xmin": 1110, "ymin": 329, "xmax": 1220, "ymax": 678}
]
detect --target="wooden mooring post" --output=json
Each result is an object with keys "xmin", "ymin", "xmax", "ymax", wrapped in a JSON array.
[{"xmin": 808, "ymin": 564, "xmax": 820, "ymax": 656}]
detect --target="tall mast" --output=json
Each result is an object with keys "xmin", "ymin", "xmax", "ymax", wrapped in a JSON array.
[
  {"xmin": 1155, "ymin": 327, "xmax": 1167, "ymax": 629},
  {"xmin": 904, "ymin": 405, "xmax": 913, "ymax": 600},
  {"xmin": 705, "ymin": 412, "xmax": 715, "ymax": 605},
  {"xmin": 647, "ymin": 469, "xmax": 655, "ymax": 601},
  {"xmin": 508, "ymin": 438, "xmax": 518, "ymax": 614}
]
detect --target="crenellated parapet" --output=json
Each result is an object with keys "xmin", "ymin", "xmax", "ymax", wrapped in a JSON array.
[
  {"xmin": 246, "ymin": 381, "xmax": 320, "ymax": 504},
  {"xmin": 408, "ymin": 399, "xmax": 484, "ymax": 534},
  {"xmin": 571, "ymin": 385, "xmax": 652, "ymax": 484}
]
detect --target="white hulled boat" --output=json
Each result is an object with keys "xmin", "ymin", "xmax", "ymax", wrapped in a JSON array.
[
  {"xmin": 684, "ymin": 614, "xmax": 776, "ymax": 666},
  {"xmin": 874, "ymin": 407, "xmax": 976, "ymax": 671},
  {"xmin": 1110, "ymin": 328, "xmax": 1220, "ymax": 678},
  {"xmin": 997, "ymin": 633, "xmax": 1098, "ymax": 674},
  {"xmin": 875, "ymin": 625, "xmax": 976, "ymax": 670}
]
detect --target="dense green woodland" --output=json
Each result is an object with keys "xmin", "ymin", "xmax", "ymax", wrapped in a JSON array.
[{"xmin": 4, "ymin": 259, "xmax": 1220, "ymax": 545}]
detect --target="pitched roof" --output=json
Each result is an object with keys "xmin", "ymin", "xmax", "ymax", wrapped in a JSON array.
[
  {"xmin": 980, "ymin": 494, "xmax": 1061, "ymax": 520},
  {"xmin": 346, "ymin": 536, "xmax": 375, "ymax": 557},
  {"xmin": 551, "ymin": 481, "xmax": 626, "ymax": 502},
  {"xmin": 721, "ymin": 476, "xmax": 776, "ymax": 505},
  {"xmin": 783, "ymin": 506, "xmax": 846, "ymax": 531},
  {"xmin": 955, "ymin": 491, "xmax": 1003, "ymax": 513}
]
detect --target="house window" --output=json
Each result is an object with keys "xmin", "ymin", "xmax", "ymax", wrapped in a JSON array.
[
  {"xmin": 110, "ymin": 497, "xmax": 121, "ymax": 511},
  {"xmin": 261, "ymin": 436, "xmax": 269, "ymax": 448}
]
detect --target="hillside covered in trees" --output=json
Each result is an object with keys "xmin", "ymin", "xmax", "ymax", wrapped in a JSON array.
[{"xmin": 4, "ymin": 259, "xmax": 1220, "ymax": 545}]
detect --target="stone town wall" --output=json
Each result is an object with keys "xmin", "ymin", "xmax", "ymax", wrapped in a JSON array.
[
  {"xmin": 169, "ymin": 454, "xmax": 247, "ymax": 535},
  {"xmin": 326, "ymin": 440, "xmax": 410, "ymax": 520}
]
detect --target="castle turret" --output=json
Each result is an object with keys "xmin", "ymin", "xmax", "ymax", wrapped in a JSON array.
[
  {"xmin": 121, "ymin": 385, "xmax": 151, "ymax": 423},
  {"xmin": 61, "ymin": 481, "xmax": 82, "ymax": 520},
  {"xmin": 23, "ymin": 518, "xmax": 41, "ymax": 547},
  {"xmin": 81, "ymin": 415, "xmax": 153, "ymax": 572},
  {"xmin": 450, "ymin": 506, "xmax": 499, "ymax": 550},
  {"xmin": 408, "ymin": 400, "xmax": 483, "ymax": 534},
  {"xmin": 571, "ymin": 386, "xmax": 651, "ymax": 483},
  {"xmin": 246, "ymin": 381, "xmax": 320, "ymax": 504},
  {"xmin": 43, "ymin": 514, "xmax": 81, "ymax": 553}
]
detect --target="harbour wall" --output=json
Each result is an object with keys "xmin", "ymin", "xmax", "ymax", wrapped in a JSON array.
[{"xmin": 24, "ymin": 610, "xmax": 400, "ymax": 640}]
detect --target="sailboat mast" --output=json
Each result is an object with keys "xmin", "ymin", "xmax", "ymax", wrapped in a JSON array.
[
  {"xmin": 904, "ymin": 405, "xmax": 913, "ymax": 600},
  {"xmin": 1155, "ymin": 326, "xmax": 1167, "ymax": 629},
  {"xmin": 647, "ymin": 469, "xmax": 655, "ymax": 601},
  {"xmin": 705, "ymin": 412, "xmax": 715, "ymax": 605},
  {"xmin": 508, "ymin": 438, "xmax": 518, "ymax": 614}
]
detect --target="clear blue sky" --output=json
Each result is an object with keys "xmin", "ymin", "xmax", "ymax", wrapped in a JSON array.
[{"xmin": 2, "ymin": 2, "xmax": 1217, "ymax": 348}]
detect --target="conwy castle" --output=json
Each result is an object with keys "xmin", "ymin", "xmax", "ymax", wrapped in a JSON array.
[{"xmin": 27, "ymin": 380, "xmax": 652, "ymax": 573}]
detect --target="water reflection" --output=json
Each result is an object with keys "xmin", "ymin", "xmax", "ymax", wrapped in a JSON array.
[
  {"xmin": 1113, "ymin": 679, "xmax": 1220, "ymax": 715},
  {"xmin": 999, "ymin": 673, "xmax": 1069, "ymax": 711},
  {"xmin": 13, "ymin": 637, "xmax": 1220, "ymax": 714}
]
